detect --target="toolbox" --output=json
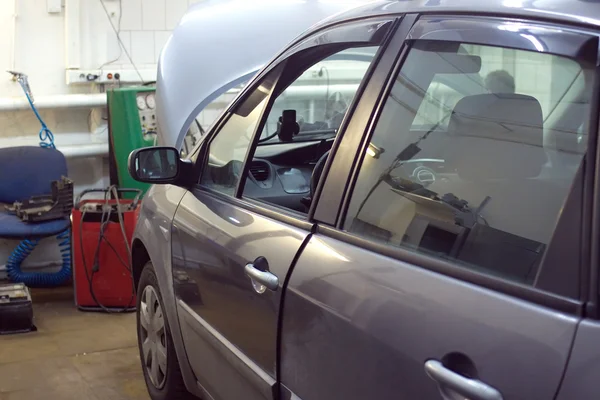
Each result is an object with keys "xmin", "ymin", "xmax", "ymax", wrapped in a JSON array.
[{"xmin": 0, "ymin": 283, "xmax": 35, "ymax": 334}]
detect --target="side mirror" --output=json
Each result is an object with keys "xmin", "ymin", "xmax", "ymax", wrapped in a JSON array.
[{"xmin": 128, "ymin": 146, "xmax": 181, "ymax": 184}]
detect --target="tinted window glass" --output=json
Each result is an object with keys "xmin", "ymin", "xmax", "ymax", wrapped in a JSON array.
[
  {"xmin": 345, "ymin": 41, "xmax": 592, "ymax": 285},
  {"xmin": 258, "ymin": 47, "xmax": 378, "ymax": 145},
  {"xmin": 242, "ymin": 46, "xmax": 379, "ymax": 214},
  {"xmin": 199, "ymin": 68, "xmax": 281, "ymax": 195},
  {"xmin": 181, "ymin": 82, "xmax": 249, "ymax": 158}
]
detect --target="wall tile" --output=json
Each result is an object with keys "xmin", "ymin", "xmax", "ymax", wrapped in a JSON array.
[
  {"xmin": 166, "ymin": 0, "xmax": 188, "ymax": 30},
  {"xmin": 142, "ymin": 0, "xmax": 166, "ymax": 30},
  {"xmin": 130, "ymin": 31, "xmax": 156, "ymax": 65},
  {"xmin": 120, "ymin": 0, "xmax": 142, "ymax": 30},
  {"xmin": 154, "ymin": 31, "xmax": 171, "ymax": 60},
  {"xmin": 105, "ymin": 31, "xmax": 132, "ymax": 67}
]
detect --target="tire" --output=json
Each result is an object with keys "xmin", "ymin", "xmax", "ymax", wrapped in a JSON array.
[{"xmin": 137, "ymin": 261, "xmax": 196, "ymax": 400}]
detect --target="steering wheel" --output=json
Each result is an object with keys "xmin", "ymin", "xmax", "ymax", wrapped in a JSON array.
[{"xmin": 301, "ymin": 150, "xmax": 330, "ymax": 210}]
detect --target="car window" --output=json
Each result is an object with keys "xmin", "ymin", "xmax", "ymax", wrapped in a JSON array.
[
  {"xmin": 181, "ymin": 82, "xmax": 248, "ymax": 158},
  {"xmin": 258, "ymin": 47, "xmax": 379, "ymax": 145},
  {"xmin": 240, "ymin": 45, "xmax": 380, "ymax": 214},
  {"xmin": 198, "ymin": 67, "xmax": 282, "ymax": 196},
  {"xmin": 344, "ymin": 40, "xmax": 592, "ymax": 287}
]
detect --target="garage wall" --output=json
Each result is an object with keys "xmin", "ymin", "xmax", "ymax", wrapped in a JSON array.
[{"xmin": 0, "ymin": 0, "xmax": 202, "ymax": 274}]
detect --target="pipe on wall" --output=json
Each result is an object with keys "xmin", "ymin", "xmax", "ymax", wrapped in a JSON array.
[
  {"xmin": 0, "ymin": 93, "xmax": 106, "ymax": 111},
  {"xmin": 0, "ymin": 134, "xmax": 109, "ymax": 159},
  {"xmin": 60, "ymin": 143, "xmax": 108, "ymax": 158}
]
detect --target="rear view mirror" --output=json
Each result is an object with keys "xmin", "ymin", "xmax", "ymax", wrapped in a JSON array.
[{"xmin": 128, "ymin": 146, "xmax": 180, "ymax": 184}]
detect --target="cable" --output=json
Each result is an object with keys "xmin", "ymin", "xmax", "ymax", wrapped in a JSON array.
[
  {"xmin": 87, "ymin": 189, "xmax": 133, "ymax": 312},
  {"xmin": 97, "ymin": 0, "xmax": 123, "ymax": 72},
  {"xmin": 79, "ymin": 186, "xmax": 136, "ymax": 313},
  {"xmin": 11, "ymin": 74, "xmax": 55, "ymax": 148},
  {"xmin": 98, "ymin": 0, "xmax": 145, "ymax": 84}
]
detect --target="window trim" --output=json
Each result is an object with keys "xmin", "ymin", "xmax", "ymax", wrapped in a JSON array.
[
  {"xmin": 192, "ymin": 17, "xmax": 398, "ymax": 229},
  {"xmin": 586, "ymin": 63, "xmax": 600, "ymax": 319},
  {"xmin": 312, "ymin": 14, "xmax": 419, "ymax": 225},
  {"xmin": 317, "ymin": 224, "xmax": 582, "ymax": 315},
  {"xmin": 190, "ymin": 184, "xmax": 314, "ymax": 232},
  {"xmin": 319, "ymin": 13, "xmax": 600, "ymax": 314},
  {"xmin": 235, "ymin": 42, "xmax": 385, "ymax": 200}
]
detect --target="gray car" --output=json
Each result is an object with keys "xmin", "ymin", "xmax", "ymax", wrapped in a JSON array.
[{"xmin": 127, "ymin": 1, "xmax": 600, "ymax": 399}]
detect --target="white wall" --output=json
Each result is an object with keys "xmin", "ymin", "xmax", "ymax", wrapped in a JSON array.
[{"xmin": 0, "ymin": 0, "xmax": 202, "ymax": 273}]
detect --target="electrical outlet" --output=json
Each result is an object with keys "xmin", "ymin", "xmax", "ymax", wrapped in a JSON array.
[{"xmin": 66, "ymin": 69, "xmax": 157, "ymax": 85}]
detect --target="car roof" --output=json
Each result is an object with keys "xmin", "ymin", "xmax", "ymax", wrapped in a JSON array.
[
  {"xmin": 155, "ymin": 0, "xmax": 373, "ymax": 150},
  {"xmin": 312, "ymin": 0, "xmax": 600, "ymax": 30},
  {"xmin": 157, "ymin": 0, "xmax": 600, "ymax": 150}
]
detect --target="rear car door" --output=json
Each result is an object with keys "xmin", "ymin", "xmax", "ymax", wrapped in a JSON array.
[
  {"xmin": 170, "ymin": 18, "xmax": 395, "ymax": 400},
  {"xmin": 281, "ymin": 15, "xmax": 597, "ymax": 399}
]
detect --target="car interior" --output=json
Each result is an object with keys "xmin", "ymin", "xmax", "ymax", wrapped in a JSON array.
[
  {"xmin": 346, "ymin": 40, "xmax": 591, "ymax": 285},
  {"xmin": 203, "ymin": 38, "xmax": 591, "ymax": 285},
  {"xmin": 204, "ymin": 44, "xmax": 379, "ymax": 210}
]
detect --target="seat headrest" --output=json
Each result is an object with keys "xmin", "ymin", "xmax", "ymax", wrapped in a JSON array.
[{"xmin": 446, "ymin": 93, "xmax": 547, "ymax": 180}]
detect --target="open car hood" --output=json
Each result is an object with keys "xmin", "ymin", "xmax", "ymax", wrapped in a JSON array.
[{"xmin": 155, "ymin": 0, "xmax": 373, "ymax": 150}]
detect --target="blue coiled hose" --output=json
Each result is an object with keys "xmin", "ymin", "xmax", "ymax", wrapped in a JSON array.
[
  {"xmin": 4, "ymin": 72, "xmax": 70, "ymax": 287},
  {"xmin": 13, "ymin": 72, "xmax": 55, "ymax": 149},
  {"xmin": 6, "ymin": 229, "xmax": 72, "ymax": 287}
]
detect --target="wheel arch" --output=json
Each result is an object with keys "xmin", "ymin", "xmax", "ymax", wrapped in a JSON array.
[{"xmin": 132, "ymin": 237, "xmax": 151, "ymax": 292}]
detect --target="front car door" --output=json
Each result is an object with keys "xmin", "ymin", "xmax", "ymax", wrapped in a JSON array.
[
  {"xmin": 171, "ymin": 17, "xmax": 395, "ymax": 400},
  {"xmin": 282, "ymin": 14, "xmax": 597, "ymax": 399}
]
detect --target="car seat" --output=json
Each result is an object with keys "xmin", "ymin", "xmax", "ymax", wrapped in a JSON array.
[{"xmin": 431, "ymin": 92, "xmax": 571, "ymax": 235}]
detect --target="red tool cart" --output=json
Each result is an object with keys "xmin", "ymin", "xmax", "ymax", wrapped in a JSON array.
[{"xmin": 72, "ymin": 188, "xmax": 142, "ymax": 312}]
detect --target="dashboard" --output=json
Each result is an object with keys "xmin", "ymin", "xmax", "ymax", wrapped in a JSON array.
[
  {"xmin": 242, "ymin": 139, "xmax": 333, "ymax": 211},
  {"xmin": 244, "ymin": 159, "xmax": 313, "ymax": 212},
  {"xmin": 242, "ymin": 141, "xmax": 450, "ymax": 212}
]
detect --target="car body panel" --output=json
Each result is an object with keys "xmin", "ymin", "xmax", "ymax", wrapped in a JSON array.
[
  {"xmin": 135, "ymin": 1, "xmax": 600, "ymax": 399},
  {"xmin": 284, "ymin": 10, "xmax": 594, "ymax": 400},
  {"xmin": 157, "ymin": 0, "xmax": 600, "ymax": 151},
  {"xmin": 281, "ymin": 234, "xmax": 579, "ymax": 400},
  {"xmin": 311, "ymin": 0, "xmax": 600, "ymax": 32},
  {"xmin": 155, "ymin": 0, "xmax": 372, "ymax": 150},
  {"xmin": 555, "ymin": 319, "xmax": 600, "ymax": 400},
  {"xmin": 130, "ymin": 184, "xmax": 205, "ymax": 395},
  {"xmin": 171, "ymin": 189, "xmax": 312, "ymax": 400}
]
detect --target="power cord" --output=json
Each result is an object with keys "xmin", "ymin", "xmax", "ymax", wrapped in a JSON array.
[
  {"xmin": 98, "ymin": 0, "xmax": 145, "ymax": 84},
  {"xmin": 79, "ymin": 185, "xmax": 135, "ymax": 313},
  {"xmin": 97, "ymin": 0, "xmax": 123, "ymax": 73}
]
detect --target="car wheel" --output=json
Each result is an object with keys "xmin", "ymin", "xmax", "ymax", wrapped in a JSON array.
[{"xmin": 137, "ymin": 261, "xmax": 195, "ymax": 400}]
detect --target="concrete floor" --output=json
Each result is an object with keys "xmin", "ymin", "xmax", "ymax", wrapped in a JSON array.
[{"xmin": 0, "ymin": 286, "xmax": 149, "ymax": 400}]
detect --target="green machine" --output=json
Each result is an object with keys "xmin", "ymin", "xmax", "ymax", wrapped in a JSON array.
[{"xmin": 107, "ymin": 86, "xmax": 157, "ymax": 197}]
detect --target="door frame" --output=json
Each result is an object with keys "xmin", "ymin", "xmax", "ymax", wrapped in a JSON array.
[
  {"xmin": 191, "ymin": 16, "xmax": 403, "ymax": 228},
  {"xmin": 314, "ymin": 12, "xmax": 600, "ymax": 316},
  {"xmin": 174, "ymin": 14, "xmax": 411, "ymax": 400}
]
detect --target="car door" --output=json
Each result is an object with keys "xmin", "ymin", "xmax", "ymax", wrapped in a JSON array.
[
  {"xmin": 170, "ymin": 17, "xmax": 396, "ymax": 400},
  {"xmin": 281, "ymin": 15, "xmax": 597, "ymax": 400}
]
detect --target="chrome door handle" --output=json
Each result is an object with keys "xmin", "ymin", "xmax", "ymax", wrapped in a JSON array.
[
  {"xmin": 244, "ymin": 262, "xmax": 278, "ymax": 292},
  {"xmin": 424, "ymin": 360, "xmax": 503, "ymax": 400}
]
